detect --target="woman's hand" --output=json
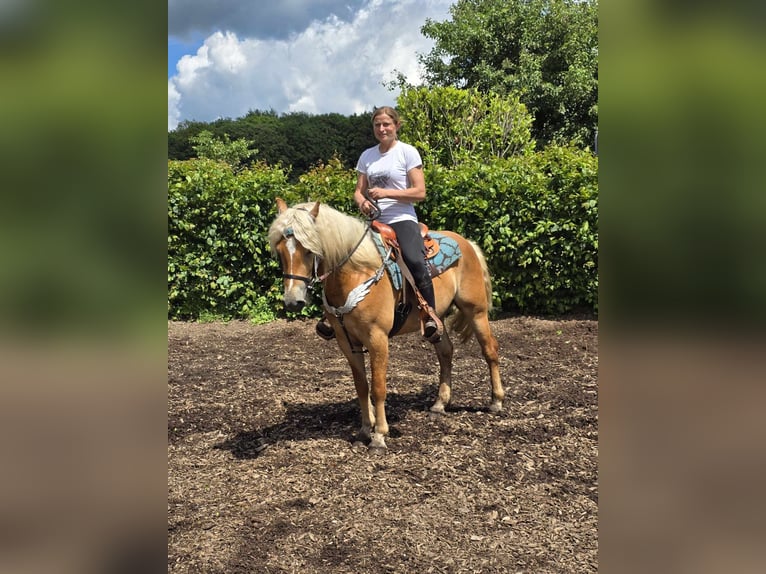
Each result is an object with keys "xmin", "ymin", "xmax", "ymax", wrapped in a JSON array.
[
  {"xmin": 358, "ymin": 197, "xmax": 381, "ymax": 219},
  {"xmin": 367, "ymin": 187, "xmax": 387, "ymax": 201}
]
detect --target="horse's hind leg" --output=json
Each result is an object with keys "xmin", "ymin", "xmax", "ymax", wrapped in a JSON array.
[
  {"xmin": 473, "ymin": 311, "xmax": 504, "ymax": 412},
  {"xmin": 429, "ymin": 330, "xmax": 454, "ymax": 414}
]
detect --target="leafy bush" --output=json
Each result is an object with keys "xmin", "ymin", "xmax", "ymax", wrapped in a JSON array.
[
  {"xmin": 422, "ymin": 145, "xmax": 597, "ymax": 314},
  {"xmin": 282, "ymin": 155, "xmax": 357, "ymax": 212},
  {"xmin": 397, "ymin": 86, "xmax": 535, "ymax": 167},
  {"xmin": 167, "ymin": 159, "xmax": 289, "ymax": 320}
]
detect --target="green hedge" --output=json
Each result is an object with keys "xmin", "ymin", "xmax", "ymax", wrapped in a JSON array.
[
  {"xmin": 168, "ymin": 149, "xmax": 597, "ymax": 321},
  {"xmin": 168, "ymin": 159, "xmax": 289, "ymax": 321},
  {"xmin": 423, "ymin": 145, "xmax": 598, "ymax": 314}
]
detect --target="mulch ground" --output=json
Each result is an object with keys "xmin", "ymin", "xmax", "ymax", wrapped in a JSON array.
[{"xmin": 168, "ymin": 315, "xmax": 598, "ymax": 573}]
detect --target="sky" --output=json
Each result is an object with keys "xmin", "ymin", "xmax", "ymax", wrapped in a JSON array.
[{"xmin": 168, "ymin": 0, "xmax": 454, "ymax": 131}]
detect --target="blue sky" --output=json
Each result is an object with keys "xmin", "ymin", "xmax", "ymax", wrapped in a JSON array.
[
  {"xmin": 168, "ymin": 38, "xmax": 202, "ymax": 78},
  {"xmin": 168, "ymin": 0, "xmax": 453, "ymax": 130}
]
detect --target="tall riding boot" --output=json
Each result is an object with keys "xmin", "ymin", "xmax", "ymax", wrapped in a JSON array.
[
  {"xmin": 417, "ymin": 282, "xmax": 443, "ymax": 342},
  {"xmin": 315, "ymin": 314, "xmax": 335, "ymax": 340},
  {"xmin": 418, "ymin": 281, "xmax": 436, "ymax": 310}
]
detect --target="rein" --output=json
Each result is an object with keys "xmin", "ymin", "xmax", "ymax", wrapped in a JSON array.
[{"xmin": 316, "ymin": 218, "xmax": 374, "ymax": 283}]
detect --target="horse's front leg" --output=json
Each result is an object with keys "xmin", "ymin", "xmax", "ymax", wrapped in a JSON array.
[
  {"xmin": 337, "ymin": 337, "xmax": 375, "ymax": 442},
  {"xmin": 367, "ymin": 332, "xmax": 390, "ymax": 452}
]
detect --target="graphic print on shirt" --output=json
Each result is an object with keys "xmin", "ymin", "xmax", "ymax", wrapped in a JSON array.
[{"xmin": 368, "ymin": 172, "xmax": 390, "ymax": 190}]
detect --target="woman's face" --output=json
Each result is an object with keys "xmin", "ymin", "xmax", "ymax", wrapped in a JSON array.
[{"xmin": 373, "ymin": 113, "xmax": 398, "ymax": 145}]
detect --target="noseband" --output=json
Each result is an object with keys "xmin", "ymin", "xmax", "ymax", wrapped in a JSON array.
[{"xmin": 282, "ymin": 272, "xmax": 314, "ymax": 286}]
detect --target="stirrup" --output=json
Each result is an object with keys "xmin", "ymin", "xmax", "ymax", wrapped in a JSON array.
[
  {"xmin": 316, "ymin": 320, "xmax": 335, "ymax": 340},
  {"xmin": 421, "ymin": 312, "xmax": 443, "ymax": 343}
]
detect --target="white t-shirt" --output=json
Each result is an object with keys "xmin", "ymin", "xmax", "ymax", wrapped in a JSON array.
[{"xmin": 356, "ymin": 141, "xmax": 423, "ymax": 224}]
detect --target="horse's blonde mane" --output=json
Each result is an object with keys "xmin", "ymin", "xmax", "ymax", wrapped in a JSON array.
[{"xmin": 268, "ymin": 202, "xmax": 381, "ymax": 271}]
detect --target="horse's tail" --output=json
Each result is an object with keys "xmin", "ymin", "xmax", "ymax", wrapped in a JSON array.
[{"xmin": 448, "ymin": 239, "xmax": 493, "ymax": 344}]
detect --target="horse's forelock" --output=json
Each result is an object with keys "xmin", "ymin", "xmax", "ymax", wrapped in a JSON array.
[
  {"xmin": 270, "ymin": 202, "xmax": 380, "ymax": 269},
  {"xmin": 288, "ymin": 207, "xmax": 323, "ymax": 255},
  {"xmin": 268, "ymin": 206, "xmax": 321, "ymax": 256}
]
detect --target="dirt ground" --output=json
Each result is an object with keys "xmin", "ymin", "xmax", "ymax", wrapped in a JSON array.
[{"xmin": 168, "ymin": 315, "xmax": 598, "ymax": 573}]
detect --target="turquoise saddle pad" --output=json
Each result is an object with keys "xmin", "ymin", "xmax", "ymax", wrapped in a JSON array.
[{"xmin": 372, "ymin": 231, "xmax": 462, "ymax": 291}]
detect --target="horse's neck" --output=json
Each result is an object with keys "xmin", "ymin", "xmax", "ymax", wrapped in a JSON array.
[
  {"xmin": 320, "ymin": 219, "xmax": 374, "ymax": 272},
  {"xmin": 320, "ymin": 237, "xmax": 379, "ymax": 289},
  {"xmin": 320, "ymin": 261, "xmax": 366, "ymax": 286}
]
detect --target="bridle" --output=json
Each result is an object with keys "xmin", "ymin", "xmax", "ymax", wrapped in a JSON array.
[{"xmin": 279, "ymin": 213, "xmax": 375, "ymax": 290}]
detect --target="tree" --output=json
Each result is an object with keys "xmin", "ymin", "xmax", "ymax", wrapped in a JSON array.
[
  {"xmin": 396, "ymin": 86, "xmax": 535, "ymax": 167},
  {"xmin": 169, "ymin": 110, "xmax": 377, "ymax": 181},
  {"xmin": 168, "ymin": 120, "xmax": 208, "ymax": 160},
  {"xmin": 189, "ymin": 130, "xmax": 257, "ymax": 169},
  {"xmin": 419, "ymin": 0, "xmax": 598, "ymax": 148}
]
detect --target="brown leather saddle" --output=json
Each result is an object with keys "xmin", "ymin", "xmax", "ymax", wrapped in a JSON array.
[{"xmin": 371, "ymin": 220, "xmax": 440, "ymax": 259}]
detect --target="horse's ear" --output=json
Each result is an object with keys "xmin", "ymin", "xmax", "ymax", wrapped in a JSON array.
[
  {"xmin": 310, "ymin": 201, "xmax": 320, "ymax": 219},
  {"xmin": 276, "ymin": 197, "xmax": 288, "ymax": 213}
]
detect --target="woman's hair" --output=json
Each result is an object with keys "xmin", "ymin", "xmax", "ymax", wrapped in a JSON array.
[{"xmin": 371, "ymin": 106, "xmax": 401, "ymax": 126}]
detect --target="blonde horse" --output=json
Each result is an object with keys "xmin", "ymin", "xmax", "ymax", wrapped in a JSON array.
[{"xmin": 268, "ymin": 199, "xmax": 504, "ymax": 451}]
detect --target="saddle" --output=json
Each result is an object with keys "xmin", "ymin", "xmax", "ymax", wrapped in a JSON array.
[{"xmin": 371, "ymin": 220, "xmax": 440, "ymax": 259}]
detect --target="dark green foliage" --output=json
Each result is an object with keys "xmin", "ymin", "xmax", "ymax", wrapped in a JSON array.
[
  {"xmin": 168, "ymin": 110, "xmax": 376, "ymax": 181},
  {"xmin": 168, "ymin": 120, "xmax": 208, "ymax": 160}
]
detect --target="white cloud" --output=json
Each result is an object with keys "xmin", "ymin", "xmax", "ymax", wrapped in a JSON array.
[
  {"xmin": 168, "ymin": 81, "xmax": 181, "ymax": 131},
  {"xmin": 168, "ymin": 0, "xmax": 452, "ymax": 130}
]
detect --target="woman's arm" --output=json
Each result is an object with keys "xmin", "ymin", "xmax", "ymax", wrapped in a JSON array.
[{"xmin": 354, "ymin": 172, "xmax": 371, "ymax": 214}]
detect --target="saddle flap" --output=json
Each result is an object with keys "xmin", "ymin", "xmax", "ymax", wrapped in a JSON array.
[{"xmin": 371, "ymin": 220, "xmax": 398, "ymax": 245}]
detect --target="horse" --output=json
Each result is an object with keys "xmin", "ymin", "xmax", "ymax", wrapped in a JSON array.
[{"xmin": 268, "ymin": 198, "xmax": 504, "ymax": 451}]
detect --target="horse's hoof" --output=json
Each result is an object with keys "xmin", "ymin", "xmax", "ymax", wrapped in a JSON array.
[
  {"xmin": 430, "ymin": 403, "xmax": 446, "ymax": 415},
  {"xmin": 367, "ymin": 445, "xmax": 387, "ymax": 456},
  {"xmin": 368, "ymin": 432, "xmax": 387, "ymax": 453},
  {"xmin": 489, "ymin": 401, "xmax": 503, "ymax": 414}
]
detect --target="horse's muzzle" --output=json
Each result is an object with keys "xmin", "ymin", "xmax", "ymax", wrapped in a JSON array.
[
  {"xmin": 283, "ymin": 286, "xmax": 307, "ymax": 312},
  {"xmin": 284, "ymin": 298, "xmax": 305, "ymax": 312}
]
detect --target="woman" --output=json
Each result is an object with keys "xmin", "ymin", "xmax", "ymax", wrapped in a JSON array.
[{"xmin": 317, "ymin": 106, "xmax": 442, "ymax": 342}]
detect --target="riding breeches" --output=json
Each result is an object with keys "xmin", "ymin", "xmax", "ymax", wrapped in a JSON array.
[{"xmin": 389, "ymin": 220, "xmax": 436, "ymax": 309}]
